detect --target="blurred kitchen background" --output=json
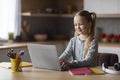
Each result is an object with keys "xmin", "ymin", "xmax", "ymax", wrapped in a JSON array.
[
  {"xmin": 1, "ymin": 0, "xmax": 120, "ymax": 43},
  {"xmin": 1, "ymin": 0, "xmax": 120, "ymax": 62}
]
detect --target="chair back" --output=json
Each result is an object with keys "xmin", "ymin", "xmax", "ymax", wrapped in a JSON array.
[{"xmin": 97, "ymin": 53, "xmax": 119, "ymax": 66}]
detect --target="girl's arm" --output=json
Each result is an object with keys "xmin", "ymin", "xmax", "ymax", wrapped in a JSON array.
[{"xmin": 59, "ymin": 38, "xmax": 75, "ymax": 61}]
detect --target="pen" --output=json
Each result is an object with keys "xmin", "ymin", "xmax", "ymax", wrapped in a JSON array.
[
  {"xmin": 7, "ymin": 50, "xmax": 15, "ymax": 59},
  {"xmin": 19, "ymin": 50, "xmax": 24, "ymax": 59},
  {"xmin": 15, "ymin": 52, "xmax": 19, "ymax": 59},
  {"xmin": 7, "ymin": 49, "xmax": 24, "ymax": 59}
]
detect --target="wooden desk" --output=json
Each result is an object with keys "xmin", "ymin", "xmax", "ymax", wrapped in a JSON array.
[{"xmin": 0, "ymin": 67, "xmax": 120, "ymax": 80}]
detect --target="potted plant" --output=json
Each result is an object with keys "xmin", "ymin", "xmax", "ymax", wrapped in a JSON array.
[{"xmin": 101, "ymin": 33, "xmax": 108, "ymax": 43}]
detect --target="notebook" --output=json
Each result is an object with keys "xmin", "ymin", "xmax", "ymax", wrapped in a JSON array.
[
  {"xmin": 27, "ymin": 43, "xmax": 62, "ymax": 71},
  {"xmin": 69, "ymin": 67, "xmax": 92, "ymax": 75},
  {"xmin": 90, "ymin": 67, "xmax": 104, "ymax": 74}
]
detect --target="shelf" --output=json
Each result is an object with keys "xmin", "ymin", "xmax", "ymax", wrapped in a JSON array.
[
  {"xmin": 21, "ymin": 12, "xmax": 74, "ymax": 18},
  {"xmin": 97, "ymin": 14, "xmax": 120, "ymax": 18},
  {"xmin": 21, "ymin": 12, "xmax": 120, "ymax": 18}
]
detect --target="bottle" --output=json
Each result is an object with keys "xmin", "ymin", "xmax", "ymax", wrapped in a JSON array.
[{"xmin": 67, "ymin": 5, "xmax": 73, "ymax": 14}]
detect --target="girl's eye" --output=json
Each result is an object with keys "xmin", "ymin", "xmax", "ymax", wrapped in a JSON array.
[
  {"xmin": 80, "ymin": 24, "xmax": 83, "ymax": 26},
  {"xmin": 79, "ymin": 23, "xmax": 83, "ymax": 25},
  {"xmin": 74, "ymin": 23, "xmax": 84, "ymax": 27}
]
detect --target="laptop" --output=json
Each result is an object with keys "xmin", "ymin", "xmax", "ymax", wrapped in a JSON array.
[{"xmin": 27, "ymin": 43, "xmax": 62, "ymax": 71}]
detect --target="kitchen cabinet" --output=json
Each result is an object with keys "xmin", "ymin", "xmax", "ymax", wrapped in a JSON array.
[
  {"xmin": 84, "ymin": 0, "xmax": 120, "ymax": 17},
  {"xmin": 22, "ymin": 0, "xmax": 83, "ymax": 14},
  {"xmin": 22, "ymin": 0, "xmax": 84, "ymax": 18},
  {"xmin": 21, "ymin": 0, "xmax": 83, "ymax": 39},
  {"xmin": 22, "ymin": 14, "xmax": 74, "ymax": 40}
]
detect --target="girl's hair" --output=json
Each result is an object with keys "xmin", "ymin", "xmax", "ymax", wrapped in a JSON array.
[{"xmin": 74, "ymin": 10, "xmax": 96, "ymax": 56}]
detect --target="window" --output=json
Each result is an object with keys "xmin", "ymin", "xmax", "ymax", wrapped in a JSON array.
[{"xmin": 0, "ymin": 0, "xmax": 21, "ymax": 40}]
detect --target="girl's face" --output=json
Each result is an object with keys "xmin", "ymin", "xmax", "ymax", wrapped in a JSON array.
[{"xmin": 74, "ymin": 15, "xmax": 91, "ymax": 35}]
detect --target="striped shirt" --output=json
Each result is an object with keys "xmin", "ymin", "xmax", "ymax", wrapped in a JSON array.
[{"xmin": 59, "ymin": 36, "xmax": 98, "ymax": 67}]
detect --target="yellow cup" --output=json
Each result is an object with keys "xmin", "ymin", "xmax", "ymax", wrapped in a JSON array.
[{"xmin": 10, "ymin": 58, "xmax": 22, "ymax": 72}]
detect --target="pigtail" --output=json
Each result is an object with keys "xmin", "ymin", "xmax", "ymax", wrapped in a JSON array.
[
  {"xmin": 90, "ymin": 12, "xmax": 96, "ymax": 37},
  {"xmin": 83, "ymin": 12, "xmax": 96, "ymax": 57}
]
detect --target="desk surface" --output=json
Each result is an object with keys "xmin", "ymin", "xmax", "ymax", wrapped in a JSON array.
[{"xmin": 0, "ymin": 67, "xmax": 120, "ymax": 80}]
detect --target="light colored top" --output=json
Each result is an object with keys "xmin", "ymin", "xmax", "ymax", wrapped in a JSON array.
[{"xmin": 59, "ymin": 36, "xmax": 98, "ymax": 67}]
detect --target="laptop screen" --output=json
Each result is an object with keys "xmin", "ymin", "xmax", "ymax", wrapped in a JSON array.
[{"xmin": 27, "ymin": 43, "xmax": 61, "ymax": 71}]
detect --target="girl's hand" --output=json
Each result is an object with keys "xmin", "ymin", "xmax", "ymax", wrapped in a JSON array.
[
  {"xmin": 59, "ymin": 59, "xmax": 72, "ymax": 70},
  {"xmin": 59, "ymin": 59, "xmax": 65, "ymax": 66}
]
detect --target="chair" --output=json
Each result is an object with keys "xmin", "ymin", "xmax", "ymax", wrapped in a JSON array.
[{"xmin": 97, "ymin": 53, "xmax": 119, "ymax": 66}]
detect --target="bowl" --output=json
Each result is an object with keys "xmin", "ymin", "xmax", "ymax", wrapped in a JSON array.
[{"xmin": 34, "ymin": 34, "xmax": 48, "ymax": 41}]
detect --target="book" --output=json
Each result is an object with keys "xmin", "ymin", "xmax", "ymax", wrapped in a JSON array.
[
  {"xmin": 90, "ymin": 67, "xmax": 104, "ymax": 74},
  {"xmin": 69, "ymin": 67, "xmax": 92, "ymax": 75},
  {"xmin": 0, "ymin": 62, "xmax": 32, "ymax": 69}
]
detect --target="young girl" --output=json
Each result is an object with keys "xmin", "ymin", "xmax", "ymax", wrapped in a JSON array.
[{"xmin": 59, "ymin": 10, "xmax": 98, "ymax": 69}]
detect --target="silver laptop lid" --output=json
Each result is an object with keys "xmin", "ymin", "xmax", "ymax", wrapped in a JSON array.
[{"xmin": 27, "ymin": 43, "xmax": 61, "ymax": 71}]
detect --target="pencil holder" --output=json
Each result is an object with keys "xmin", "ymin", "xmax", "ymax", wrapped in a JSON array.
[{"xmin": 10, "ymin": 58, "xmax": 22, "ymax": 72}]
